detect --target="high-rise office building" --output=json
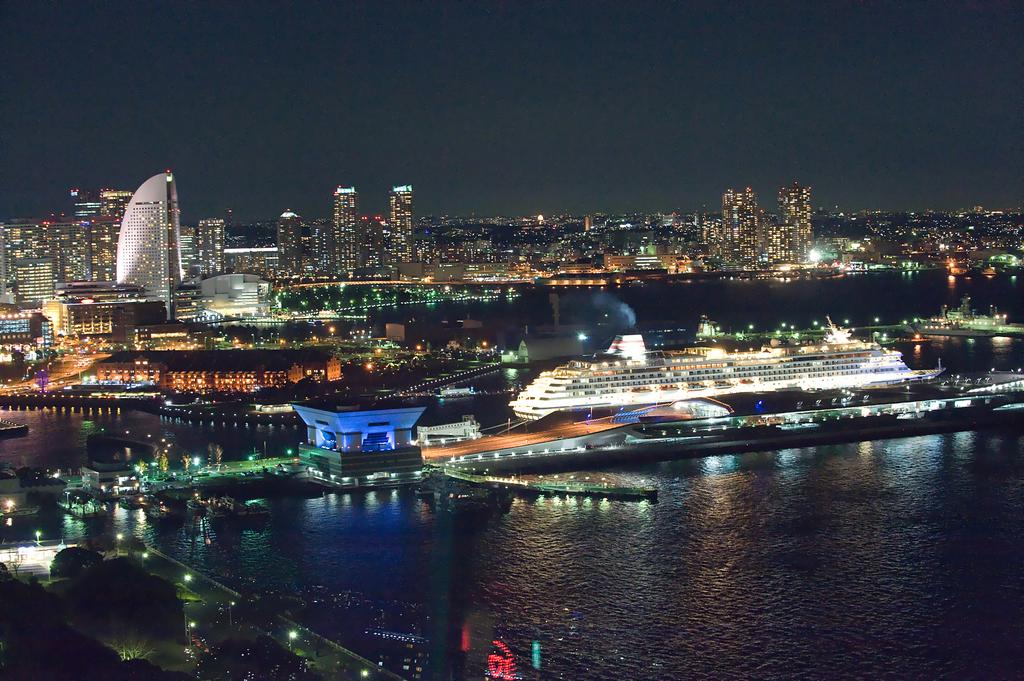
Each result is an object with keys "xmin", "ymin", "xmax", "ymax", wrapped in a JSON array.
[
  {"xmin": 87, "ymin": 217, "xmax": 120, "ymax": 282},
  {"xmin": 14, "ymin": 257, "xmax": 56, "ymax": 305},
  {"xmin": 358, "ymin": 216, "xmax": 389, "ymax": 270},
  {"xmin": 1, "ymin": 221, "xmax": 49, "ymax": 291},
  {"xmin": 178, "ymin": 224, "xmax": 197, "ymax": 276},
  {"xmin": 48, "ymin": 221, "xmax": 90, "ymax": 283},
  {"xmin": 276, "ymin": 210, "xmax": 303, "ymax": 277},
  {"xmin": 721, "ymin": 187, "xmax": 760, "ymax": 269},
  {"xmin": 765, "ymin": 219, "xmax": 797, "ymax": 264},
  {"xmin": 306, "ymin": 218, "xmax": 332, "ymax": 275},
  {"xmin": 778, "ymin": 182, "xmax": 813, "ymax": 262},
  {"xmin": 99, "ymin": 189, "xmax": 133, "ymax": 222},
  {"xmin": 196, "ymin": 218, "xmax": 226, "ymax": 277},
  {"xmin": 70, "ymin": 189, "xmax": 102, "ymax": 218},
  {"xmin": 388, "ymin": 185, "xmax": 413, "ymax": 263},
  {"xmin": 116, "ymin": 171, "xmax": 183, "ymax": 316},
  {"xmin": 331, "ymin": 187, "xmax": 359, "ymax": 274}
]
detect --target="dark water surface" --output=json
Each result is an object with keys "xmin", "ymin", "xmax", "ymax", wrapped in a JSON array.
[{"xmin": 2, "ymin": 272, "xmax": 1023, "ymax": 679}]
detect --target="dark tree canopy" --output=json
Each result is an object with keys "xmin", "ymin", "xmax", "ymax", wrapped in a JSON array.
[
  {"xmin": 66, "ymin": 557, "xmax": 183, "ymax": 641},
  {"xmin": 195, "ymin": 635, "xmax": 321, "ymax": 681},
  {"xmin": 50, "ymin": 546, "xmax": 104, "ymax": 579}
]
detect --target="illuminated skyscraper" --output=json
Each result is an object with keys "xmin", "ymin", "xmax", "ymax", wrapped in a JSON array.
[
  {"xmin": 778, "ymin": 182, "xmax": 813, "ymax": 261},
  {"xmin": 85, "ymin": 217, "xmax": 120, "ymax": 282},
  {"xmin": 196, "ymin": 218, "xmax": 226, "ymax": 277},
  {"xmin": 388, "ymin": 185, "xmax": 413, "ymax": 263},
  {"xmin": 721, "ymin": 187, "xmax": 760, "ymax": 269},
  {"xmin": 70, "ymin": 189, "xmax": 101, "ymax": 218},
  {"xmin": 277, "ymin": 210, "xmax": 303, "ymax": 277},
  {"xmin": 14, "ymin": 257, "xmax": 55, "ymax": 305},
  {"xmin": 765, "ymin": 219, "xmax": 797, "ymax": 264},
  {"xmin": 99, "ymin": 189, "xmax": 133, "ymax": 222},
  {"xmin": 331, "ymin": 187, "xmax": 359, "ymax": 274},
  {"xmin": 116, "ymin": 171, "xmax": 182, "ymax": 316}
]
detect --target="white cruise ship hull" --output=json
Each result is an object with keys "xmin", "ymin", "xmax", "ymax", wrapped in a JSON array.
[{"xmin": 509, "ymin": 331, "xmax": 942, "ymax": 421}]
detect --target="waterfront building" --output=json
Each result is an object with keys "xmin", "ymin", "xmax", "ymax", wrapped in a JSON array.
[
  {"xmin": 293, "ymin": 404, "xmax": 425, "ymax": 485},
  {"xmin": 195, "ymin": 218, "xmax": 226, "ymax": 277},
  {"xmin": 43, "ymin": 298, "xmax": 166, "ymax": 343},
  {"xmin": 389, "ymin": 185, "xmax": 414, "ymax": 263},
  {"xmin": 779, "ymin": 182, "xmax": 813, "ymax": 262},
  {"xmin": 96, "ymin": 349, "xmax": 342, "ymax": 392},
  {"xmin": 603, "ymin": 253, "xmax": 689, "ymax": 272},
  {"xmin": 197, "ymin": 273, "xmax": 271, "ymax": 318},
  {"xmin": 133, "ymin": 323, "xmax": 195, "ymax": 350},
  {"xmin": 331, "ymin": 187, "xmax": 359, "ymax": 274},
  {"xmin": 172, "ymin": 283, "xmax": 201, "ymax": 321},
  {"xmin": 13, "ymin": 257, "xmax": 56, "ymax": 305},
  {"xmin": 276, "ymin": 210, "xmax": 303, "ymax": 278},
  {"xmin": 721, "ymin": 187, "xmax": 761, "ymax": 269},
  {"xmin": 116, "ymin": 171, "xmax": 183, "ymax": 317}
]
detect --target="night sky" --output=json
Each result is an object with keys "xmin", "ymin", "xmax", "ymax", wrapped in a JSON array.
[{"xmin": 2, "ymin": 1, "xmax": 1021, "ymax": 221}]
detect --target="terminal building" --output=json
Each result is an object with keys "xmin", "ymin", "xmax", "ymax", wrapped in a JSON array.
[{"xmin": 293, "ymin": 404, "xmax": 425, "ymax": 488}]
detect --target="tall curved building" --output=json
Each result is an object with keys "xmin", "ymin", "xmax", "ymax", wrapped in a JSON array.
[{"xmin": 116, "ymin": 171, "xmax": 183, "ymax": 316}]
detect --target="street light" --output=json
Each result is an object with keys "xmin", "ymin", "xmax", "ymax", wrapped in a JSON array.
[
  {"xmin": 34, "ymin": 529, "xmax": 41, "ymax": 545},
  {"xmin": 183, "ymin": 573, "xmax": 193, "ymax": 583},
  {"xmin": 288, "ymin": 630, "xmax": 298, "ymax": 649}
]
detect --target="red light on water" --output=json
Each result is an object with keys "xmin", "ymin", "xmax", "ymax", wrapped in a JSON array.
[{"xmin": 486, "ymin": 639, "xmax": 516, "ymax": 680}]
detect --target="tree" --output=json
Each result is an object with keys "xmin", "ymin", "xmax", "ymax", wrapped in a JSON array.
[
  {"xmin": 209, "ymin": 443, "xmax": 224, "ymax": 467},
  {"xmin": 195, "ymin": 635, "xmax": 321, "ymax": 681},
  {"xmin": 66, "ymin": 558, "xmax": 183, "ymax": 642},
  {"xmin": 0, "ymin": 561, "xmax": 11, "ymax": 582},
  {"xmin": 50, "ymin": 546, "xmax": 103, "ymax": 579}
]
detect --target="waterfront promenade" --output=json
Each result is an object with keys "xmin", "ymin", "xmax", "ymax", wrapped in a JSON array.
[{"xmin": 140, "ymin": 544, "xmax": 400, "ymax": 680}]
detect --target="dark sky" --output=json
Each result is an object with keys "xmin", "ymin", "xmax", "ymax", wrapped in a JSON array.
[{"xmin": 2, "ymin": 1, "xmax": 1021, "ymax": 221}]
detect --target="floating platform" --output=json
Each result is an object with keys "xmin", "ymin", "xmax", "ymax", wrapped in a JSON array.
[
  {"xmin": 443, "ymin": 468, "xmax": 657, "ymax": 501},
  {"xmin": 0, "ymin": 418, "xmax": 28, "ymax": 437}
]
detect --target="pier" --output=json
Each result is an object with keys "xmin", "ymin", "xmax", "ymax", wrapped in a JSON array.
[{"xmin": 442, "ymin": 467, "xmax": 657, "ymax": 501}]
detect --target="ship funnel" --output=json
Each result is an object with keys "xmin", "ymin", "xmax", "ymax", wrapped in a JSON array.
[{"xmin": 607, "ymin": 334, "xmax": 647, "ymax": 359}]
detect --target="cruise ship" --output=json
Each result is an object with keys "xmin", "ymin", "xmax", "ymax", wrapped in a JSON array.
[{"xmin": 509, "ymin": 321, "xmax": 942, "ymax": 420}]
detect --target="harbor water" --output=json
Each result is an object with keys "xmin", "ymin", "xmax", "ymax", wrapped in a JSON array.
[{"xmin": 2, "ymin": 272, "xmax": 1023, "ymax": 678}]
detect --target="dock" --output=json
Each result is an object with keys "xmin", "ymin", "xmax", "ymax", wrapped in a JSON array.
[{"xmin": 443, "ymin": 467, "xmax": 657, "ymax": 501}]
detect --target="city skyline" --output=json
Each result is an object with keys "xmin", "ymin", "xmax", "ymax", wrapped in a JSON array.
[{"xmin": 2, "ymin": 2, "xmax": 1021, "ymax": 221}]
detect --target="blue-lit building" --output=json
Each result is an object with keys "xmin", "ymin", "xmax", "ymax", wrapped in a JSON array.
[{"xmin": 292, "ymin": 404, "xmax": 425, "ymax": 487}]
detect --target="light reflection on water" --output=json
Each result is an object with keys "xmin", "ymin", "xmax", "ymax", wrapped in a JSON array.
[{"xmin": 0, "ymin": 272, "xmax": 1022, "ymax": 677}]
